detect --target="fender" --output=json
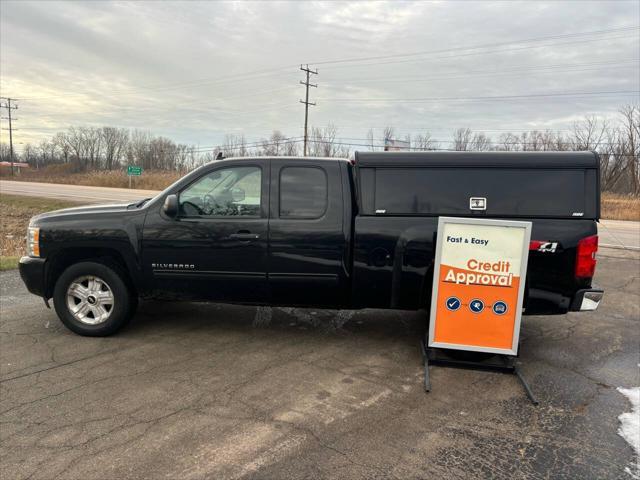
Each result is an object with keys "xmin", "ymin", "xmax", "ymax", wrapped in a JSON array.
[{"xmin": 37, "ymin": 208, "xmax": 148, "ymax": 296}]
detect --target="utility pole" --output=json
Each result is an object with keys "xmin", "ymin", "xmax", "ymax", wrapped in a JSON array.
[
  {"xmin": 299, "ymin": 65, "xmax": 317, "ymax": 157},
  {"xmin": 0, "ymin": 97, "xmax": 18, "ymax": 176}
]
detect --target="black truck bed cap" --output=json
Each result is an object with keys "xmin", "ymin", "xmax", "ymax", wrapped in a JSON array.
[{"xmin": 354, "ymin": 151, "xmax": 599, "ymax": 169}]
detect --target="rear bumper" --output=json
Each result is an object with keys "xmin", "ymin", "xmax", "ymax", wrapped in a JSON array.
[
  {"xmin": 569, "ymin": 287, "xmax": 604, "ymax": 312},
  {"xmin": 526, "ymin": 286, "xmax": 603, "ymax": 314},
  {"xmin": 18, "ymin": 256, "xmax": 46, "ymax": 297}
]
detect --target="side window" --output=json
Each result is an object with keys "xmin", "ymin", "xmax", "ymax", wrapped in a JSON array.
[
  {"xmin": 280, "ymin": 167, "xmax": 327, "ymax": 219},
  {"xmin": 179, "ymin": 166, "xmax": 261, "ymax": 217}
]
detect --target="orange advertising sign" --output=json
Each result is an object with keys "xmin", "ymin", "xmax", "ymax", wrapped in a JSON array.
[{"xmin": 428, "ymin": 217, "xmax": 532, "ymax": 355}]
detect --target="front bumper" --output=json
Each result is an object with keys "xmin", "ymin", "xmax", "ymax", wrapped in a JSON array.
[
  {"xmin": 19, "ymin": 256, "xmax": 46, "ymax": 297},
  {"xmin": 570, "ymin": 288, "xmax": 604, "ymax": 311}
]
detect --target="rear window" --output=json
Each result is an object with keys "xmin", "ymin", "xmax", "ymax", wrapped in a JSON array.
[
  {"xmin": 371, "ymin": 168, "xmax": 591, "ymax": 218},
  {"xmin": 280, "ymin": 167, "xmax": 327, "ymax": 219}
]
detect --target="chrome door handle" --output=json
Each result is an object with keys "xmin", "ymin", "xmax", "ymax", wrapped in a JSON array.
[{"xmin": 229, "ymin": 233, "xmax": 260, "ymax": 240}]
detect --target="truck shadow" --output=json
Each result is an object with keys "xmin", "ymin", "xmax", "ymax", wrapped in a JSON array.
[{"xmin": 128, "ymin": 300, "xmax": 426, "ymax": 345}]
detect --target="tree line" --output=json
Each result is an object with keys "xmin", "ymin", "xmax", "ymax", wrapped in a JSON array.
[
  {"xmin": 1, "ymin": 104, "xmax": 637, "ymax": 194},
  {"xmin": 1, "ymin": 127, "xmax": 199, "ymax": 172}
]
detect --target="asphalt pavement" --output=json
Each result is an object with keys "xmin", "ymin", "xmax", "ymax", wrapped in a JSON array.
[
  {"xmin": 0, "ymin": 180, "xmax": 157, "ymax": 204},
  {"xmin": 1, "ymin": 248, "xmax": 638, "ymax": 479},
  {"xmin": 598, "ymin": 219, "xmax": 640, "ymax": 251}
]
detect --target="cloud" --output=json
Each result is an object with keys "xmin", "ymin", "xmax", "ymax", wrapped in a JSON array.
[{"xmin": 1, "ymin": 0, "xmax": 638, "ymax": 151}]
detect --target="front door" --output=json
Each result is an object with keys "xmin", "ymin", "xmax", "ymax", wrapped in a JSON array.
[{"xmin": 141, "ymin": 161, "xmax": 269, "ymax": 303}]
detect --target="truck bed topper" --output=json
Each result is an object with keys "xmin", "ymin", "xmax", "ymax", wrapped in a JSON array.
[
  {"xmin": 354, "ymin": 150, "xmax": 600, "ymax": 169},
  {"xmin": 354, "ymin": 150, "xmax": 600, "ymax": 220}
]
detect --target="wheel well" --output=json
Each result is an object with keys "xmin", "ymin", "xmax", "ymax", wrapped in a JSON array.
[{"xmin": 45, "ymin": 248, "xmax": 136, "ymax": 299}]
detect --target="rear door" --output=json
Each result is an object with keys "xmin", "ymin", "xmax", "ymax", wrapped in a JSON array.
[{"xmin": 268, "ymin": 160, "xmax": 348, "ymax": 307}]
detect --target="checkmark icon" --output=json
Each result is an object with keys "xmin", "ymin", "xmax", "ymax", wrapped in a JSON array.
[{"xmin": 445, "ymin": 296, "xmax": 461, "ymax": 311}]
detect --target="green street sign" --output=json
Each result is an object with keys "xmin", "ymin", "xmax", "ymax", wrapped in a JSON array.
[{"xmin": 127, "ymin": 166, "xmax": 143, "ymax": 176}]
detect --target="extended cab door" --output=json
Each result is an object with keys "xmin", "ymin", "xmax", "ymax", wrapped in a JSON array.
[
  {"xmin": 268, "ymin": 159, "xmax": 349, "ymax": 307},
  {"xmin": 141, "ymin": 160, "xmax": 269, "ymax": 302}
]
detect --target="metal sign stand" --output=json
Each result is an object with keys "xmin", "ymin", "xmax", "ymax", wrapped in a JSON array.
[
  {"xmin": 420, "ymin": 335, "xmax": 539, "ymax": 405},
  {"xmin": 423, "ymin": 216, "xmax": 538, "ymax": 405}
]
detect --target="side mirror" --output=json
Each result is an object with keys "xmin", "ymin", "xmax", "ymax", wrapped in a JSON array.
[
  {"xmin": 163, "ymin": 194, "xmax": 178, "ymax": 217},
  {"xmin": 231, "ymin": 187, "xmax": 245, "ymax": 203}
]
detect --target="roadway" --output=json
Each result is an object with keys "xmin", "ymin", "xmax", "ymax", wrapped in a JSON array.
[
  {"xmin": 0, "ymin": 179, "xmax": 157, "ymax": 204},
  {"xmin": 1, "ymin": 179, "xmax": 639, "ymax": 249}
]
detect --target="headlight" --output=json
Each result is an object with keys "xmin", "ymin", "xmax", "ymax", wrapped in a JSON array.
[{"xmin": 27, "ymin": 227, "xmax": 40, "ymax": 257}]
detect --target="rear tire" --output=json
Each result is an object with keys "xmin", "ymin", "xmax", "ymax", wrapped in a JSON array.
[{"xmin": 53, "ymin": 261, "xmax": 135, "ymax": 336}]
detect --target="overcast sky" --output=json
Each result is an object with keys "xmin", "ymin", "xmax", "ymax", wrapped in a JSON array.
[{"xmin": 1, "ymin": 0, "xmax": 638, "ymax": 152}]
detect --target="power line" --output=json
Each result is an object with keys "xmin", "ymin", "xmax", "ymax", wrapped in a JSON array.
[
  {"xmin": 318, "ymin": 90, "xmax": 639, "ymax": 103},
  {"xmin": 309, "ymin": 25, "xmax": 639, "ymax": 67},
  {"xmin": 314, "ymin": 32, "xmax": 639, "ymax": 73},
  {"xmin": 323, "ymin": 59, "xmax": 639, "ymax": 85},
  {"xmin": 190, "ymin": 137, "xmax": 304, "ymax": 153},
  {"xmin": 0, "ymin": 97, "xmax": 18, "ymax": 175},
  {"xmin": 300, "ymin": 65, "xmax": 318, "ymax": 157},
  {"xmin": 323, "ymin": 33, "xmax": 637, "ymax": 73}
]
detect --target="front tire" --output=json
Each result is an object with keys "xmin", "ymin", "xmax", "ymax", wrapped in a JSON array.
[{"xmin": 53, "ymin": 261, "xmax": 135, "ymax": 336}]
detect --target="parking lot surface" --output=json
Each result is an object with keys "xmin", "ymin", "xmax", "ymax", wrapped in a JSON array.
[{"xmin": 1, "ymin": 249, "xmax": 638, "ymax": 479}]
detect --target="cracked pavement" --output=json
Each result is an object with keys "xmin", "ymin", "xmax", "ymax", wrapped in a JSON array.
[{"xmin": 1, "ymin": 249, "xmax": 638, "ymax": 479}]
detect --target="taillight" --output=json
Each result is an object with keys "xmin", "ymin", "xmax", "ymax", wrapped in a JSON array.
[{"xmin": 576, "ymin": 235, "xmax": 598, "ymax": 279}]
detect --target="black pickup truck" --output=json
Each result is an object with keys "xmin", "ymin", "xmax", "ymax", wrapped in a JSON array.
[{"xmin": 19, "ymin": 151, "xmax": 603, "ymax": 336}]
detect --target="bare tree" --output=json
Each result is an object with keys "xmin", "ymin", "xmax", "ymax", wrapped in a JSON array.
[
  {"xmin": 413, "ymin": 132, "xmax": 437, "ymax": 151},
  {"xmin": 366, "ymin": 128, "xmax": 375, "ymax": 151},
  {"xmin": 599, "ymin": 126, "xmax": 628, "ymax": 191},
  {"xmin": 222, "ymin": 134, "xmax": 248, "ymax": 157},
  {"xmin": 38, "ymin": 139, "xmax": 58, "ymax": 168},
  {"xmin": 101, "ymin": 127, "xmax": 128, "ymax": 170},
  {"xmin": 617, "ymin": 105, "xmax": 640, "ymax": 194},
  {"xmin": 22, "ymin": 143, "xmax": 36, "ymax": 167},
  {"xmin": 80, "ymin": 127, "xmax": 102, "ymax": 169},
  {"xmin": 261, "ymin": 130, "xmax": 287, "ymax": 156},
  {"xmin": 470, "ymin": 132, "xmax": 492, "ymax": 151},
  {"xmin": 0, "ymin": 143, "xmax": 11, "ymax": 162},
  {"xmin": 200, "ymin": 150, "xmax": 221, "ymax": 164},
  {"xmin": 53, "ymin": 132, "xmax": 71, "ymax": 164},
  {"xmin": 283, "ymin": 138, "xmax": 299, "ymax": 156},
  {"xmin": 174, "ymin": 144, "xmax": 191, "ymax": 171},
  {"xmin": 382, "ymin": 126, "xmax": 395, "ymax": 149},
  {"xmin": 308, "ymin": 123, "xmax": 349, "ymax": 158},
  {"xmin": 149, "ymin": 137, "xmax": 177, "ymax": 170},
  {"xmin": 571, "ymin": 116, "xmax": 608, "ymax": 151},
  {"xmin": 452, "ymin": 128, "xmax": 472, "ymax": 151},
  {"xmin": 63, "ymin": 127, "xmax": 88, "ymax": 170},
  {"xmin": 127, "ymin": 130, "xmax": 152, "ymax": 169},
  {"xmin": 497, "ymin": 132, "xmax": 520, "ymax": 151}
]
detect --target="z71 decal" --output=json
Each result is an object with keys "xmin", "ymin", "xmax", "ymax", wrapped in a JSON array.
[
  {"xmin": 529, "ymin": 241, "xmax": 559, "ymax": 253},
  {"xmin": 537, "ymin": 242, "xmax": 558, "ymax": 253}
]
